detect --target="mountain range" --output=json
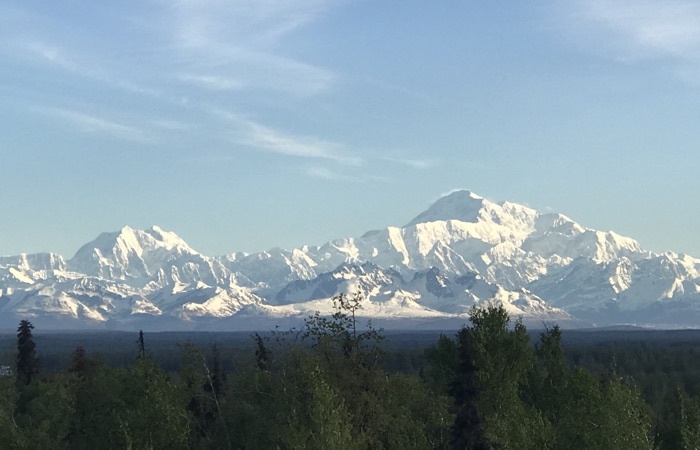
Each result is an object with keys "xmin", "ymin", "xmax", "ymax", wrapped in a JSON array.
[{"xmin": 1, "ymin": 190, "xmax": 699, "ymax": 330}]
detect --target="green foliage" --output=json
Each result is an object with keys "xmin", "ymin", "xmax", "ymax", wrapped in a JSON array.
[
  {"xmin": 442, "ymin": 305, "xmax": 656, "ymax": 449},
  {"xmin": 311, "ymin": 294, "xmax": 450, "ymax": 448},
  {"xmin": 528, "ymin": 326, "xmax": 568, "ymax": 430},
  {"xmin": 14, "ymin": 336, "xmax": 192, "ymax": 449},
  {"xmin": 680, "ymin": 394, "xmax": 700, "ymax": 450},
  {"xmin": 550, "ymin": 368, "xmax": 654, "ymax": 450},
  {"xmin": 531, "ymin": 328, "xmax": 656, "ymax": 450},
  {"xmin": 13, "ymin": 373, "xmax": 75, "ymax": 449},
  {"xmin": 0, "ymin": 378, "xmax": 23, "ymax": 447},
  {"xmin": 178, "ymin": 342, "xmax": 231, "ymax": 448},
  {"xmin": 462, "ymin": 305, "xmax": 551, "ymax": 449},
  {"xmin": 655, "ymin": 387, "xmax": 684, "ymax": 449},
  {"xmin": 450, "ymin": 326, "xmax": 490, "ymax": 449},
  {"xmin": 303, "ymin": 292, "xmax": 384, "ymax": 365},
  {"xmin": 66, "ymin": 365, "xmax": 131, "ymax": 448},
  {"xmin": 1, "ymin": 299, "xmax": 693, "ymax": 449},
  {"xmin": 424, "ymin": 333, "xmax": 459, "ymax": 394},
  {"xmin": 213, "ymin": 292, "xmax": 452, "ymax": 449},
  {"xmin": 270, "ymin": 349, "xmax": 357, "ymax": 449},
  {"xmin": 119, "ymin": 357, "xmax": 190, "ymax": 448}
]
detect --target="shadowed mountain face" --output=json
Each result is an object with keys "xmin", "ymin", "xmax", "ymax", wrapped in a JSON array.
[{"xmin": 1, "ymin": 190, "xmax": 699, "ymax": 329}]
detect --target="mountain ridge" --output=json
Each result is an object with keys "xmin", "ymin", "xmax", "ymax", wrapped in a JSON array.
[{"xmin": 1, "ymin": 189, "xmax": 699, "ymax": 329}]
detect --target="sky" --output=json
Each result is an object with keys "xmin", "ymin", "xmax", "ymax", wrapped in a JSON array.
[{"xmin": 2, "ymin": 0, "xmax": 700, "ymax": 258}]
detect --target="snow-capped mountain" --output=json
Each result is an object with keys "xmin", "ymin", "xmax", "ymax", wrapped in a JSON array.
[
  {"xmin": 0, "ymin": 253, "xmax": 67, "ymax": 287},
  {"xmin": 68, "ymin": 225, "xmax": 232, "ymax": 289},
  {"xmin": 226, "ymin": 190, "xmax": 652, "ymax": 293},
  {"xmin": 529, "ymin": 252, "xmax": 700, "ymax": 321},
  {"xmin": 221, "ymin": 247, "xmax": 317, "ymax": 294},
  {"xmin": 1, "ymin": 189, "xmax": 699, "ymax": 329},
  {"xmin": 273, "ymin": 262, "xmax": 568, "ymax": 320}
]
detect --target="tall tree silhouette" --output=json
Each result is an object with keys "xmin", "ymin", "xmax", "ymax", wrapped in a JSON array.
[
  {"xmin": 137, "ymin": 330, "xmax": 146, "ymax": 359},
  {"xmin": 253, "ymin": 333, "xmax": 270, "ymax": 371},
  {"xmin": 16, "ymin": 319, "xmax": 38, "ymax": 386}
]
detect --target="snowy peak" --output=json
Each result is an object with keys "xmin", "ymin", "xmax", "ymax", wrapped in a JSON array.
[
  {"xmin": 405, "ymin": 190, "xmax": 646, "ymax": 265},
  {"xmin": 72, "ymin": 225, "xmax": 196, "ymax": 260},
  {"xmin": 67, "ymin": 226, "xmax": 203, "ymax": 284},
  {"xmin": 0, "ymin": 252, "xmax": 68, "ymax": 287},
  {"xmin": 406, "ymin": 190, "xmax": 486, "ymax": 226},
  {"xmin": 406, "ymin": 190, "xmax": 540, "ymax": 240},
  {"xmin": 0, "ymin": 253, "xmax": 66, "ymax": 273}
]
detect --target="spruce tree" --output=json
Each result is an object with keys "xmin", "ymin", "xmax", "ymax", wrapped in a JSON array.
[
  {"xmin": 450, "ymin": 327, "xmax": 491, "ymax": 450},
  {"xmin": 16, "ymin": 319, "xmax": 38, "ymax": 386},
  {"xmin": 137, "ymin": 330, "xmax": 146, "ymax": 359},
  {"xmin": 68, "ymin": 345, "xmax": 98, "ymax": 379},
  {"xmin": 253, "ymin": 333, "xmax": 270, "ymax": 371}
]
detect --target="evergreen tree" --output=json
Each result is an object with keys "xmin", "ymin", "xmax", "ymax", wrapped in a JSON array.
[
  {"xmin": 680, "ymin": 393, "xmax": 700, "ymax": 450},
  {"xmin": 450, "ymin": 327, "xmax": 491, "ymax": 450},
  {"xmin": 253, "ymin": 333, "xmax": 271, "ymax": 371},
  {"xmin": 16, "ymin": 320, "xmax": 38, "ymax": 386},
  {"xmin": 137, "ymin": 330, "xmax": 146, "ymax": 359},
  {"xmin": 459, "ymin": 305, "xmax": 553, "ymax": 448},
  {"xmin": 655, "ymin": 387, "xmax": 684, "ymax": 449},
  {"xmin": 67, "ymin": 345, "xmax": 99, "ymax": 379},
  {"xmin": 529, "ymin": 325, "xmax": 568, "ymax": 427},
  {"xmin": 65, "ymin": 348, "xmax": 110, "ymax": 448}
]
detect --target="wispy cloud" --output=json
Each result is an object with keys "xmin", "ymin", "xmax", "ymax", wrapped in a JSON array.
[
  {"xmin": 206, "ymin": 105, "xmax": 361, "ymax": 164},
  {"xmin": 305, "ymin": 166, "xmax": 391, "ymax": 183},
  {"xmin": 178, "ymin": 74, "xmax": 245, "ymax": 91},
  {"xmin": 383, "ymin": 156, "xmax": 440, "ymax": 170},
  {"xmin": 37, "ymin": 107, "xmax": 154, "ymax": 143},
  {"xmin": 239, "ymin": 121, "xmax": 361, "ymax": 164},
  {"xmin": 306, "ymin": 166, "xmax": 359, "ymax": 181},
  {"xmin": 23, "ymin": 41, "xmax": 78, "ymax": 71},
  {"xmin": 235, "ymin": 51, "xmax": 335, "ymax": 96},
  {"xmin": 553, "ymin": 1, "xmax": 700, "ymax": 71},
  {"xmin": 150, "ymin": 119, "xmax": 196, "ymax": 132},
  {"xmin": 161, "ymin": 0, "xmax": 338, "ymax": 96},
  {"xmin": 17, "ymin": 39, "xmax": 161, "ymax": 97},
  {"xmin": 168, "ymin": 0, "xmax": 335, "ymax": 49}
]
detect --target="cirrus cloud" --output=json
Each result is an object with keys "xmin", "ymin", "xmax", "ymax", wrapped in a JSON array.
[{"xmin": 552, "ymin": 0, "xmax": 700, "ymax": 71}]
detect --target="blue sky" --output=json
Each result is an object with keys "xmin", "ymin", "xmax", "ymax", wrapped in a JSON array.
[{"xmin": 2, "ymin": 0, "xmax": 700, "ymax": 258}]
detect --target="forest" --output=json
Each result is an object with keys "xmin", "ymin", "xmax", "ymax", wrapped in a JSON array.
[{"xmin": 2, "ymin": 294, "xmax": 700, "ymax": 449}]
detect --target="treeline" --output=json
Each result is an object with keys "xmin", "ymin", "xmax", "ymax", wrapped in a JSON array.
[{"xmin": 2, "ymin": 295, "xmax": 700, "ymax": 449}]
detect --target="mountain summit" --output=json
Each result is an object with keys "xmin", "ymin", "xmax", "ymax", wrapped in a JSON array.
[
  {"xmin": 1, "ymin": 190, "xmax": 699, "ymax": 329},
  {"xmin": 406, "ymin": 190, "xmax": 485, "ymax": 226},
  {"xmin": 68, "ymin": 226, "xmax": 199, "ymax": 282}
]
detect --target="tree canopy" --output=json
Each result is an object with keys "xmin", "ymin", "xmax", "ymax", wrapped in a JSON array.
[{"xmin": 0, "ymin": 303, "xmax": 694, "ymax": 449}]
